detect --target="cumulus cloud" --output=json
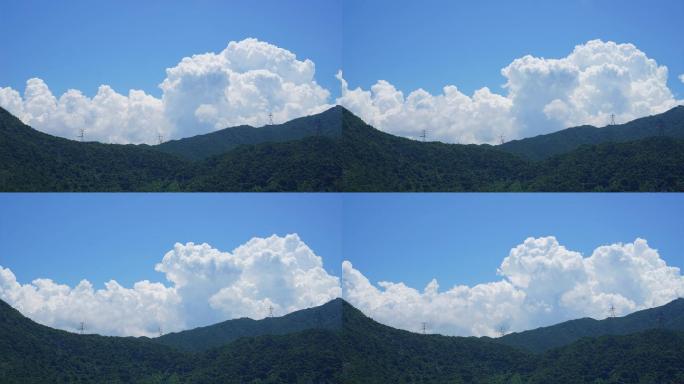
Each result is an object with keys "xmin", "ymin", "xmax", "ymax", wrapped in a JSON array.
[
  {"xmin": 0, "ymin": 38, "xmax": 332, "ymax": 144},
  {"xmin": 1, "ymin": 38, "xmax": 681, "ymax": 145},
  {"xmin": 342, "ymin": 237, "xmax": 684, "ymax": 337},
  {"xmin": 0, "ymin": 234, "xmax": 341, "ymax": 336},
  {"xmin": 337, "ymin": 39, "xmax": 683, "ymax": 143},
  {"xmin": 679, "ymin": 74, "xmax": 684, "ymax": 84}
]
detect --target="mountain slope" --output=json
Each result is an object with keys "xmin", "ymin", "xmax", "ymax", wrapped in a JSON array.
[
  {"xmin": 155, "ymin": 106, "xmax": 343, "ymax": 161},
  {"xmin": 2, "ymin": 298, "xmax": 684, "ymax": 383},
  {"xmin": 527, "ymin": 330, "xmax": 684, "ymax": 384},
  {"xmin": 3, "ymin": 105, "xmax": 684, "ymax": 191},
  {"xmin": 0, "ymin": 107, "xmax": 188, "ymax": 191},
  {"xmin": 528, "ymin": 137, "xmax": 684, "ymax": 191},
  {"xmin": 339, "ymin": 109, "xmax": 536, "ymax": 191},
  {"xmin": 498, "ymin": 298, "xmax": 684, "ymax": 353},
  {"xmin": 499, "ymin": 105, "xmax": 684, "ymax": 160},
  {"xmin": 0, "ymin": 299, "xmax": 190, "ymax": 383},
  {"xmin": 186, "ymin": 134, "xmax": 342, "ymax": 191},
  {"xmin": 155, "ymin": 298, "xmax": 343, "ymax": 352}
]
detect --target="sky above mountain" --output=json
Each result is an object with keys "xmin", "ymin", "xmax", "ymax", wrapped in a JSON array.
[
  {"xmin": 0, "ymin": 0, "xmax": 682, "ymax": 144},
  {"xmin": 1, "ymin": 194, "xmax": 682, "ymax": 337}
]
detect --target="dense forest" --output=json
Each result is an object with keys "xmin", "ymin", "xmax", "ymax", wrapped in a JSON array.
[
  {"xmin": 1, "ymin": 105, "xmax": 684, "ymax": 192},
  {"xmin": 2, "ymin": 297, "xmax": 684, "ymax": 383},
  {"xmin": 498, "ymin": 105, "xmax": 684, "ymax": 160}
]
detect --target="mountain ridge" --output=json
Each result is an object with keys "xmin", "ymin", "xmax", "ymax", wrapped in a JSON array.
[
  {"xmin": 498, "ymin": 105, "xmax": 684, "ymax": 160},
  {"xmin": 496, "ymin": 297, "xmax": 684, "ymax": 353},
  {"xmin": 2, "ymin": 105, "xmax": 684, "ymax": 191},
  {"xmin": 2, "ymin": 297, "xmax": 684, "ymax": 382}
]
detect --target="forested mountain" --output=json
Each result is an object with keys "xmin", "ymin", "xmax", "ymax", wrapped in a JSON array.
[
  {"xmin": 0, "ymin": 299, "xmax": 190, "ymax": 383},
  {"xmin": 497, "ymin": 298, "xmax": 684, "ymax": 353},
  {"xmin": 498, "ymin": 105, "xmax": 684, "ymax": 160},
  {"xmin": 155, "ymin": 299, "xmax": 342, "ymax": 352},
  {"xmin": 338, "ymin": 110, "xmax": 534, "ymax": 191},
  {"xmin": 0, "ymin": 107, "xmax": 189, "ymax": 191},
  {"xmin": 155, "ymin": 106, "xmax": 343, "ymax": 161},
  {"xmin": 2, "ymin": 105, "xmax": 683, "ymax": 191},
  {"xmin": 2, "ymin": 298, "xmax": 684, "ymax": 383}
]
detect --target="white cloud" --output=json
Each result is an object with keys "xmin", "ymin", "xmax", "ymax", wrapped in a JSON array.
[
  {"xmin": 0, "ymin": 38, "xmax": 332, "ymax": 144},
  {"xmin": 342, "ymin": 237, "xmax": 684, "ymax": 337},
  {"xmin": 337, "ymin": 39, "xmax": 683, "ymax": 143},
  {"xmin": 160, "ymin": 38, "xmax": 332, "ymax": 139},
  {"xmin": 679, "ymin": 74, "xmax": 684, "ymax": 84},
  {"xmin": 2, "ymin": 38, "xmax": 682, "ymax": 145},
  {"xmin": 0, "ymin": 234, "xmax": 341, "ymax": 337}
]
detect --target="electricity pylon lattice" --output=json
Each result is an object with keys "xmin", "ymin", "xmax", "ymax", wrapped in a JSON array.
[{"xmin": 419, "ymin": 129, "xmax": 427, "ymax": 142}]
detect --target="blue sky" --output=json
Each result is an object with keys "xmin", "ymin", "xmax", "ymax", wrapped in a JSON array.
[
  {"xmin": 2, "ymin": 0, "xmax": 682, "ymax": 101},
  {"xmin": 343, "ymin": 194, "xmax": 684, "ymax": 289},
  {"xmin": 0, "ymin": 194, "xmax": 342, "ymax": 287},
  {"xmin": 0, "ymin": 0, "xmax": 342, "ymax": 98},
  {"xmin": 342, "ymin": 0, "xmax": 684, "ymax": 99},
  {"xmin": 1, "ymin": 193, "xmax": 682, "ymax": 291}
]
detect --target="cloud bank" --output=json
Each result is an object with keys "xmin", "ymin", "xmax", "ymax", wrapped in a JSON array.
[
  {"xmin": 1, "ymin": 235, "xmax": 681, "ymax": 338},
  {"xmin": 337, "ymin": 39, "xmax": 683, "ymax": 143},
  {"xmin": 342, "ymin": 237, "xmax": 684, "ymax": 337},
  {"xmin": 0, "ymin": 38, "xmax": 332, "ymax": 144},
  {"xmin": 0, "ymin": 234, "xmax": 341, "ymax": 336},
  {"xmin": 1, "ymin": 38, "xmax": 681, "ymax": 144}
]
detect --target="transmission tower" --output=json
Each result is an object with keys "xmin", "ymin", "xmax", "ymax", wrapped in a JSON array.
[
  {"xmin": 499, "ymin": 134, "xmax": 505, "ymax": 145},
  {"xmin": 268, "ymin": 305, "xmax": 274, "ymax": 318},
  {"xmin": 79, "ymin": 321, "xmax": 85, "ymax": 335},
  {"xmin": 419, "ymin": 129, "xmax": 427, "ymax": 142},
  {"xmin": 77, "ymin": 129, "xmax": 85, "ymax": 142},
  {"xmin": 157, "ymin": 134, "xmax": 164, "ymax": 145},
  {"xmin": 158, "ymin": 326, "xmax": 163, "ymax": 337},
  {"xmin": 498, "ymin": 325, "xmax": 508, "ymax": 337},
  {"xmin": 609, "ymin": 304, "xmax": 616, "ymax": 318},
  {"xmin": 421, "ymin": 322, "xmax": 427, "ymax": 334},
  {"xmin": 610, "ymin": 114, "xmax": 616, "ymax": 126},
  {"xmin": 268, "ymin": 112, "xmax": 274, "ymax": 125}
]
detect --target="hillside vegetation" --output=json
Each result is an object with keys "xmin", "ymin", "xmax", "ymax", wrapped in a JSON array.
[
  {"xmin": 2, "ymin": 298, "xmax": 684, "ymax": 383},
  {"xmin": 2, "ymin": 105, "xmax": 683, "ymax": 191}
]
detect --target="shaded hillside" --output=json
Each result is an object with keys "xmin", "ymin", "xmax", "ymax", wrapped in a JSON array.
[
  {"xmin": 526, "ymin": 330, "xmax": 684, "ymax": 384},
  {"xmin": 2, "ymin": 105, "xmax": 684, "ymax": 191},
  {"xmin": 155, "ymin": 106, "xmax": 343, "ymax": 161},
  {"xmin": 339, "ymin": 300, "xmax": 534, "ymax": 383},
  {"xmin": 2, "ymin": 298, "xmax": 684, "ymax": 383},
  {"xmin": 528, "ymin": 137, "xmax": 684, "ymax": 191},
  {"xmin": 498, "ymin": 298, "xmax": 684, "ymax": 353},
  {"xmin": 186, "ymin": 135, "xmax": 342, "ymax": 191},
  {"xmin": 156, "ymin": 299, "xmax": 343, "ymax": 352},
  {"xmin": 499, "ymin": 105, "xmax": 684, "ymax": 160},
  {"xmin": 339, "ymin": 109, "xmax": 536, "ymax": 191},
  {"xmin": 0, "ymin": 299, "xmax": 190, "ymax": 383},
  {"xmin": 0, "ymin": 107, "xmax": 188, "ymax": 192}
]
